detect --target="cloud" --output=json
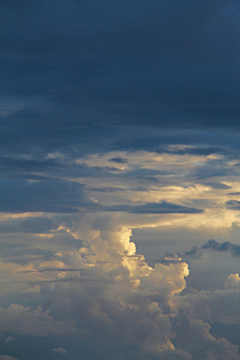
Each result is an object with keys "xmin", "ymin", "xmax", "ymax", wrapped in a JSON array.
[
  {"xmin": 52, "ymin": 347, "xmax": 68, "ymax": 354},
  {"xmin": 1, "ymin": 210, "xmax": 240, "ymax": 359},
  {"xmin": 109, "ymin": 157, "xmax": 128, "ymax": 164},
  {"xmin": 181, "ymin": 320, "xmax": 240, "ymax": 360},
  {"xmin": 0, "ymin": 180, "xmax": 85, "ymax": 213},
  {"xmin": 103, "ymin": 201, "xmax": 203, "ymax": 214},
  {"xmin": 0, "ymin": 0, "xmax": 240, "ymax": 164},
  {"xmin": 187, "ymin": 239, "xmax": 240, "ymax": 258},
  {"xmin": 158, "ymin": 146, "xmax": 223, "ymax": 157},
  {"xmin": 0, "ymin": 155, "xmax": 62, "ymax": 175},
  {"xmin": 8, "ymin": 217, "xmax": 238, "ymax": 359},
  {"xmin": 0, "ymin": 0, "xmax": 232, "ymax": 58},
  {"xmin": 10, "ymin": 223, "xmax": 187, "ymax": 358},
  {"xmin": 0, "ymin": 216, "xmax": 53, "ymax": 234},
  {"xmin": 0, "ymin": 304, "xmax": 76, "ymax": 336},
  {"xmin": 1, "ymin": 0, "xmax": 240, "ymax": 358},
  {"xmin": 184, "ymin": 239, "xmax": 240, "ymax": 257},
  {"xmin": 5, "ymin": 337, "xmax": 14, "ymax": 343},
  {"xmin": 171, "ymin": 277, "xmax": 240, "ymax": 327},
  {"xmin": 0, "ymin": 177, "xmax": 203, "ymax": 215},
  {"xmin": 224, "ymin": 273, "xmax": 240, "ymax": 290},
  {"xmin": 87, "ymin": 187, "xmax": 125, "ymax": 193},
  {"xmin": 226, "ymin": 200, "xmax": 240, "ymax": 210}
]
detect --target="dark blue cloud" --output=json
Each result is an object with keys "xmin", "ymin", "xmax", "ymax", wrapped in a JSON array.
[
  {"xmin": 109, "ymin": 157, "xmax": 128, "ymax": 164},
  {"xmin": 103, "ymin": 201, "xmax": 203, "ymax": 214},
  {"xmin": 157, "ymin": 147, "xmax": 223, "ymax": 156},
  {"xmin": 0, "ymin": 0, "xmax": 240, "ymax": 159},
  {"xmin": 0, "ymin": 180, "xmax": 85, "ymax": 213},
  {"xmin": 87, "ymin": 187, "xmax": 125, "ymax": 193}
]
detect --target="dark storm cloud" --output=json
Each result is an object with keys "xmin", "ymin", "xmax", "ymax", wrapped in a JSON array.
[
  {"xmin": 0, "ymin": 0, "xmax": 232, "ymax": 57},
  {"xmin": 112, "ymin": 131, "xmax": 240, "ymax": 155},
  {"xmin": 0, "ymin": 0, "xmax": 240, "ymax": 159}
]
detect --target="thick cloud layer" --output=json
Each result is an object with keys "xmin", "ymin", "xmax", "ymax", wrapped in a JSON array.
[{"xmin": 1, "ymin": 0, "xmax": 240, "ymax": 156}]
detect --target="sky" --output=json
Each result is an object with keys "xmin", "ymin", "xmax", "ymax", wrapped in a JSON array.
[{"xmin": 1, "ymin": 0, "xmax": 240, "ymax": 359}]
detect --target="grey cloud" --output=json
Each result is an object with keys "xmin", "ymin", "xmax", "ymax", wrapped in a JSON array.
[
  {"xmin": 0, "ymin": 156, "xmax": 63, "ymax": 175},
  {"xmin": 174, "ymin": 319, "xmax": 240, "ymax": 360},
  {"xmin": 0, "ymin": 304, "xmax": 77, "ymax": 337},
  {"xmin": 185, "ymin": 246, "xmax": 198, "ymax": 257},
  {"xmin": 0, "ymin": 0, "xmax": 239, "ymax": 162},
  {"xmin": 202, "ymin": 182, "xmax": 232, "ymax": 190},
  {"xmin": 5, "ymin": 337, "xmax": 14, "ymax": 344},
  {"xmin": 109, "ymin": 157, "xmax": 128, "ymax": 164},
  {"xmin": 0, "ymin": 178, "xmax": 203, "ymax": 215},
  {"xmin": 103, "ymin": 201, "xmax": 203, "ymax": 214},
  {"xmin": 0, "ymin": 0, "xmax": 34, "ymax": 9},
  {"xmin": 202, "ymin": 239, "xmax": 219, "ymax": 250},
  {"xmin": 87, "ymin": 187, "xmax": 125, "ymax": 193},
  {"xmin": 1, "ymin": 0, "xmax": 240, "ymax": 358},
  {"xmin": 0, "ymin": 243, "xmax": 54, "ymax": 265},
  {"xmin": 0, "ymin": 0, "xmax": 230, "ymax": 57},
  {"xmin": 52, "ymin": 347, "xmax": 68, "ymax": 354},
  {"xmin": 73, "ymin": 163, "xmax": 122, "ymax": 174},
  {"xmin": 226, "ymin": 200, "xmax": 240, "ymax": 210},
  {"xmin": 184, "ymin": 240, "xmax": 240, "ymax": 258},
  {"xmin": 157, "ymin": 147, "xmax": 223, "ymax": 156},
  {"xmin": 0, "ymin": 180, "xmax": 85, "ymax": 213},
  {"xmin": 0, "ymin": 169, "xmax": 207, "ymax": 220},
  {"xmin": 202, "ymin": 239, "xmax": 240, "ymax": 257},
  {"xmin": 37, "ymin": 256, "xmax": 189, "ymax": 360},
  {"xmin": 192, "ymin": 165, "xmax": 237, "ymax": 180},
  {"xmin": 172, "ymin": 286, "xmax": 240, "ymax": 327},
  {"xmin": 0, "ymin": 217, "xmax": 53, "ymax": 234}
]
